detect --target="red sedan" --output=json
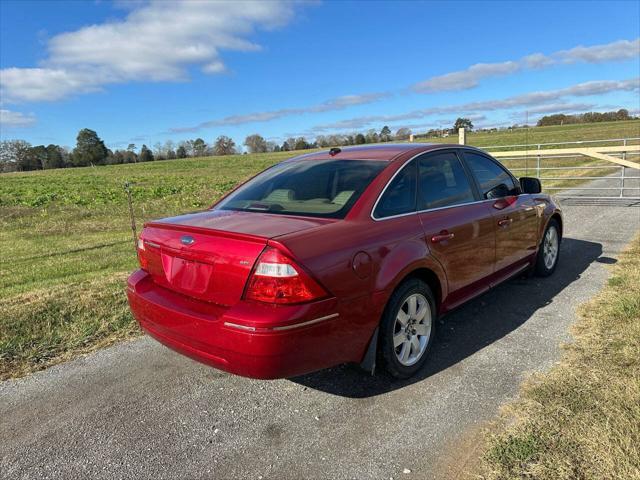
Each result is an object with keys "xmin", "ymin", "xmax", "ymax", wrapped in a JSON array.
[{"xmin": 127, "ymin": 144, "xmax": 562, "ymax": 379}]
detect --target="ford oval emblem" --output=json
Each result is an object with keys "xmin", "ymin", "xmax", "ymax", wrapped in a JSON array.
[{"xmin": 180, "ymin": 235, "xmax": 195, "ymax": 246}]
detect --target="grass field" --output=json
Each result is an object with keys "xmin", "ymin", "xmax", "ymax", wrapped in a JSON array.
[
  {"xmin": 481, "ymin": 235, "xmax": 640, "ymax": 479},
  {"xmin": 1, "ymin": 120, "xmax": 639, "ymax": 379}
]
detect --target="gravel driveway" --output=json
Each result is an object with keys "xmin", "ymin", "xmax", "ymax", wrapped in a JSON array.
[{"xmin": 2, "ymin": 193, "xmax": 639, "ymax": 479}]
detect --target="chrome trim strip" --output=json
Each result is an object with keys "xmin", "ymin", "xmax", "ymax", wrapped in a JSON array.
[
  {"xmin": 223, "ymin": 322, "xmax": 257, "ymax": 332},
  {"xmin": 270, "ymin": 313, "xmax": 339, "ymax": 331},
  {"xmin": 144, "ymin": 240, "xmax": 161, "ymax": 249},
  {"xmin": 373, "ymin": 198, "xmax": 497, "ymax": 222},
  {"xmin": 370, "ymin": 145, "xmax": 504, "ymax": 222},
  {"xmin": 223, "ymin": 313, "xmax": 339, "ymax": 333}
]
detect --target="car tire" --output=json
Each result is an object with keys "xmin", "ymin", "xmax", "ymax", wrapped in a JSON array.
[
  {"xmin": 378, "ymin": 279, "xmax": 437, "ymax": 379},
  {"xmin": 534, "ymin": 219, "xmax": 561, "ymax": 277}
]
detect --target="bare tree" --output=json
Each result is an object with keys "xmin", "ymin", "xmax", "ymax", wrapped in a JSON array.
[
  {"xmin": 180, "ymin": 140, "xmax": 195, "ymax": 157},
  {"xmin": 153, "ymin": 142, "xmax": 165, "ymax": 159},
  {"xmin": 0, "ymin": 140, "xmax": 31, "ymax": 172},
  {"xmin": 395, "ymin": 127, "xmax": 412, "ymax": 140},
  {"xmin": 315, "ymin": 135, "xmax": 330, "ymax": 147},
  {"xmin": 213, "ymin": 135, "xmax": 236, "ymax": 155},
  {"xmin": 365, "ymin": 129, "xmax": 379, "ymax": 143},
  {"xmin": 265, "ymin": 141, "xmax": 278, "ymax": 152},
  {"xmin": 283, "ymin": 137, "xmax": 296, "ymax": 150},
  {"xmin": 244, "ymin": 134, "xmax": 268, "ymax": 153},
  {"xmin": 164, "ymin": 140, "xmax": 176, "ymax": 159}
]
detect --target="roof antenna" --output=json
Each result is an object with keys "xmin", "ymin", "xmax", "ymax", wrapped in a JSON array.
[{"xmin": 329, "ymin": 147, "xmax": 341, "ymax": 156}]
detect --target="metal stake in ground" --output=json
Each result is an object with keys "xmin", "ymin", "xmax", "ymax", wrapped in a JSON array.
[{"xmin": 124, "ymin": 182, "xmax": 137, "ymax": 249}]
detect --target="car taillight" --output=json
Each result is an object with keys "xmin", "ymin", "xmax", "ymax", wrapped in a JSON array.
[
  {"xmin": 244, "ymin": 247, "xmax": 327, "ymax": 304},
  {"xmin": 137, "ymin": 238, "xmax": 149, "ymax": 271}
]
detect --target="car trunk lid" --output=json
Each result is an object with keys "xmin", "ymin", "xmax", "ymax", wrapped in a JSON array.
[{"xmin": 140, "ymin": 209, "xmax": 333, "ymax": 306}]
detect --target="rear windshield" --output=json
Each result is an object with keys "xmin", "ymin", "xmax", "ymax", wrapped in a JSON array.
[{"xmin": 215, "ymin": 159, "xmax": 387, "ymax": 218}]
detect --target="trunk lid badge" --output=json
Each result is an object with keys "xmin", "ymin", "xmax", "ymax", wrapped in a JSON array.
[{"xmin": 180, "ymin": 235, "xmax": 195, "ymax": 246}]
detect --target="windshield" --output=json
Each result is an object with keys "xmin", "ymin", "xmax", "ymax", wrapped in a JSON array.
[{"xmin": 215, "ymin": 159, "xmax": 387, "ymax": 218}]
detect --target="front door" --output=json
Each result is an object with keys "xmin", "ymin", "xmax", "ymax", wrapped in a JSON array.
[
  {"xmin": 461, "ymin": 151, "xmax": 540, "ymax": 274},
  {"xmin": 416, "ymin": 150, "xmax": 496, "ymax": 307}
]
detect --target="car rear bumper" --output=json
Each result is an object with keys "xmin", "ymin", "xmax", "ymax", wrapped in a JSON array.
[{"xmin": 126, "ymin": 270, "xmax": 366, "ymax": 379}]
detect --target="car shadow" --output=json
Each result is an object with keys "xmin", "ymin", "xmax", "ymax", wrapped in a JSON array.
[{"xmin": 290, "ymin": 237, "xmax": 604, "ymax": 398}]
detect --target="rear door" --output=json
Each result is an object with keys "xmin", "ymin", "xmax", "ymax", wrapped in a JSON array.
[
  {"xmin": 461, "ymin": 150, "xmax": 540, "ymax": 274},
  {"xmin": 416, "ymin": 150, "xmax": 496, "ymax": 305}
]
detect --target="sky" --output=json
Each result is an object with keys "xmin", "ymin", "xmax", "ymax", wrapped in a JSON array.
[{"xmin": 1, "ymin": 0, "xmax": 639, "ymax": 151}]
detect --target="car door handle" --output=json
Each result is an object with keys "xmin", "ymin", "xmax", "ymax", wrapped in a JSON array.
[
  {"xmin": 498, "ymin": 217, "xmax": 513, "ymax": 227},
  {"xmin": 431, "ymin": 231, "xmax": 455, "ymax": 243}
]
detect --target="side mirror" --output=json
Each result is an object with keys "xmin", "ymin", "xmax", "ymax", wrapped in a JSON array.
[
  {"xmin": 520, "ymin": 177, "xmax": 541, "ymax": 194},
  {"xmin": 485, "ymin": 183, "xmax": 511, "ymax": 199}
]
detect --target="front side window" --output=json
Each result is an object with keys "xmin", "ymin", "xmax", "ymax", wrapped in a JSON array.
[
  {"xmin": 418, "ymin": 151, "xmax": 475, "ymax": 210},
  {"xmin": 373, "ymin": 160, "xmax": 417, "ymax": 218},
  {"xmin": 464, "ymin": 152, "xmax": 518, "ymax": 199},
  {"xmin": 216, "ymin": 159, "xmax": 386, "ymax": 219}
]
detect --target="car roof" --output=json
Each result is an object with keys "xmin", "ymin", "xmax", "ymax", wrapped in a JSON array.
[{"xmin": 288, "ymin": 143, "xmax": 465, "ymax": 162}]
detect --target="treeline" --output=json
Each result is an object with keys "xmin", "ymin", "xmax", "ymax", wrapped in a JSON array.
[
  {"xmin": 245, "ymin": 120, "xmax": 480, "ymax": 152},
  {"xmin": 249, "ymin": 126, "xmax": 416, "ymax": 153},
  {"xmin": 3, "ymin": 112, "xmax": 637, "ymax": 172},
  {"xmin": 0, "ymin": 129, "xmax": 243, "ymax": 173},
  {"xmin": 1, "ymin": 124, "xmax": 422, "ymax": 172},
  {"xmin": 537, "ymin": 109, "xmax": 634, "ymax": 127}
]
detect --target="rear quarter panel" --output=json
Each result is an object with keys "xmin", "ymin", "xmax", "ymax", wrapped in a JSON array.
[{"xmin": 276, "ymin": 216, "xmax": 447, "ymax": 362}]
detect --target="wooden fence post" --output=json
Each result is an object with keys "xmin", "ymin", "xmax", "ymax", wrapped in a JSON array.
[{"xmin": 458, "ymin": 128, "xmax": 466, "ymax": 145}]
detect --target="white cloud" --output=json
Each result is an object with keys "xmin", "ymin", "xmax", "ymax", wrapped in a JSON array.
[
  {"xmin": 174, "ymin": 37, "xmax": 640, "ymax": 128},
  {"xmin": 524, "ymin": 102, "xmax": 596, "ymax": 114},
  {"xmin": 314, "ymin": 78, "xmax": 640, "ymax": 131},
  {"xmin": 521, "ymin": 53, "xmax": 555, "ymax": 69},
  {"xmin": 449, "ymin": 79, "xmax": 639, "ymax": 112},
  {"xmin": 0, "ymin": 109, "xmax": 37, "ymax": 128},
  {"xmin": 169, "ymin": 92, "xmax": 390, "ymax": 132},
  {"xmin": 412, "ymin": 61, "xmax": 520, "ymax": 93},
  {"xmin": 558, "ymin": 38, "xmax": 640, "ymax": 63},
  {"xmin": 1, "ymin": 1, "xmax": 307, "ymax": 103},
  {"xmin": 1, "ymin": 68, "xmax": 104, "ymax": 102},
  {"xmin": 412, "ymin": 38, "xmax": 640, "ymax": 93},
  {"xmin": 314, "ymin": 93, "xmax": 390, "ymax": 110}
]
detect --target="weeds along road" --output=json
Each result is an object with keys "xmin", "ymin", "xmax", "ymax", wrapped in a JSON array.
[{"xmin": 2, "ymin": 190, "xmax": 639, "ymax": 479}]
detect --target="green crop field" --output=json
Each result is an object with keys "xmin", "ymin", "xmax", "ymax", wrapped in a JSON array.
[{"xmin": 1, "ymin": 120, "xmax": 639, "ymax": 379}]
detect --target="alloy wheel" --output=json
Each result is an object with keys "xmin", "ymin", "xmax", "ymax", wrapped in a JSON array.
[
  {"xmin": 543, "ymin": 226, "xmax": 559, "ymax": 269},
  {"xmin": 393, "ymin": 293, "xmax": 432, "ymax": 366}
]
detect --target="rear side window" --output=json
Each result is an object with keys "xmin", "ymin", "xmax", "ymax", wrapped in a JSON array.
[
  {"xmin": 464, "ymin": 152, "xmax": 518, "ymax": 199},
  {"xmin": 418, "ymin": 151, "xmax": 475, "ymax": 210},
  {"xmin": 373, "ymin": 160, "xmax": 417, "ymax": 218},
  {"xmin": 216, "ymin": 159, "xmax": 386, "ymax": 219}
]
